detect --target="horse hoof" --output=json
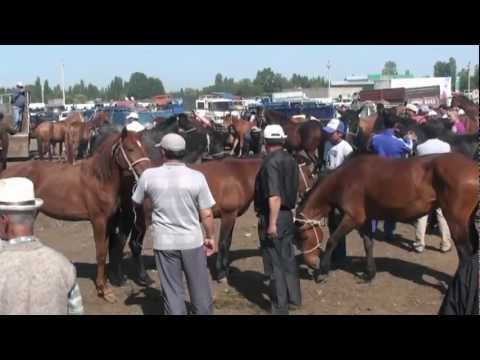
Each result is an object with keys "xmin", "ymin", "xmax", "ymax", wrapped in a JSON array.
[{"xmin": 314, "ymin": 272, "xmax": 328, "ymax": 284}]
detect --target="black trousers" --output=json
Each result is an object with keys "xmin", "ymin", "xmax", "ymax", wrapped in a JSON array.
[
  {"xmin": 258, "ymin": 211, "xmax": 302, "ymax": 315},
  {"xmin": 328, "ymin": 208, "xmax": 347, "ymax": 264}
]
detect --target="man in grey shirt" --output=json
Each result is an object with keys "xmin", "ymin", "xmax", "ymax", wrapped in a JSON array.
[{"xmin": 132, "ymin": 133, "xmax": 216, "ymax": 315}]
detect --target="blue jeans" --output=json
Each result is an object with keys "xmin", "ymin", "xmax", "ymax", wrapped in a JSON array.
[
  {"xmin": 12, "ymin": 106, "xmax": 23, "ymax": 130},
  {"xmin": 371, "ymin": 219, "xmax": 396, "ymax": 240}
]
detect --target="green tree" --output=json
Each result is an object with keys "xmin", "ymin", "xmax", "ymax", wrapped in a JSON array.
[
  {"xmin": 43, "ymin": 80, "xmax": 52, "ymax": 101},
  {"xmin": 458, "ymin": 64, "xmax": 479, "ymax": 92},
  {"xmin": 448, "ymin": 57, "xmax": 457, "ymax": 91},
  {"xmin": 105, "ymin": 76, "xmax": 126, "ymax": 100},
  {"xmin": 254, "ymin": 68, "xmax": 286, "ymax": 94},
  {"xmin": 214, "ymin": 73, "xmax": 223, "ymax": 87},
  {"xmin": 30, "ymin": 77, "xmax": 42, "ymax": 102},
  {"xmin": 382, "ymin": 61, "xmax": 398, "ymax": 76},
  {"xmin": 290, "ymin": 73, "xmax": 310, "ymax": 88},
  {"xmin": 434, "ymin": 58, "xmax": 457, "ymax": 91}
]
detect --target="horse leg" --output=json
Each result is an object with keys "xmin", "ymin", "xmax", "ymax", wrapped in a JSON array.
[
  {"xmin": 315, "ymin": 214, "xmax": 358, "ymax": 283},
  {"xmin": 48, "ymin": 141, "xmax": 53, "ymax": 161},
  {"xmin": 92, "ymin": 217, "xmax": 117, "ymax": 303},
  {"xmin": 359, "ymin": 222, "xmax": 376, "ymax": 281},
  {"xmin": 238, "ymin": 137, "xmax": 244, "ymax": 157},
  {"xmin": 107, "ymin": 212, "xmax": 128, "ymax": 287},
  {"xmin": 129, "ymin": 205, "xmax": 154, "ymax": 286},
  {"xmin": 215, "ymin": 213, "xmax": 236, "ymax": 282},
  {"xmin": 230, "ymin": 138, "xmax": 239, "ymax": 156}
]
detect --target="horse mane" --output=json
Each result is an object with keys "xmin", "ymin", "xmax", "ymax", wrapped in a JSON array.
[{"xmin": 81, "ymin": 132, "xmax": 121, "ymax": 183}]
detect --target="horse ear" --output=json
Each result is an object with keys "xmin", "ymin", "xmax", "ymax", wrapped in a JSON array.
[{"xmin": 121, "ymin": 126, "xmax": 128, "ymax": 138}]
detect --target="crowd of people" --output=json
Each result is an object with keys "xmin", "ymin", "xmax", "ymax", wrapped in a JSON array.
[{"xmin": 0, "ymin": 97, "xmax": 477, "ymax": 315}]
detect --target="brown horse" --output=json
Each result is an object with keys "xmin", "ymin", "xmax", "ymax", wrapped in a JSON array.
[
  {"xmin": 114, "ymin": 154, "xmax": 316, "ymax": 285},
  {"xmin": 283, "ymin": 119, "xmax": 326, "ymax": 166},
  {"xmin": 451, "ymin": 93, "xmax": 479, "ymax": 133},
  {"xmin": 65, "ymin": 112, "xmax": 111, "ymax": 164},
  {"xmin": 295, "ymin": 153, "xmax": 478, "ymax": 285},
  {"xmin": 0, "ymin": 128, "xmax": 151, "ymax": 302},
  {"xmin": 34, "ymin": 112, "xmax": 85, "ymax": 160},
  {"xmin": 191, "ymin": 154, "xmax": 316, "ymax": 281},
  {"xmin": 224, "ymin": 114, "xmax": 256, "ymax": 157}
]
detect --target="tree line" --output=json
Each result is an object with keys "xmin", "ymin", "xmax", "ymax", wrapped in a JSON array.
[{"xmin": 1, "ymin": 61, "xmax": 477, "ymax": 110}]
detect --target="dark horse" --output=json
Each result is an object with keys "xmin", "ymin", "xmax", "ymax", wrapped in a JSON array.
[
  {"xmin": 294, "ymin": 153, "xmax": 478, "ymax": 286},
  {"xmin": 0, "ymin": 128, "xmax": 151, "ymax": 302},
  {"xmin": 263, "ymin": 109, "xmax": 327, "ymax": 168}
]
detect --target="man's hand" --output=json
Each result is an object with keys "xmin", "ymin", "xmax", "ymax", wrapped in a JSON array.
[
  {"xmin": 204, "ymin": 237, "xmax": 216, "ymax": 257},
  {"xmin": 267, "ymin": 223, "xmax": 278, "ymax": 239}
]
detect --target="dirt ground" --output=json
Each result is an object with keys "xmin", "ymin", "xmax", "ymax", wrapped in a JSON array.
[{"xmin": 33, "ymin": 205, "xmax": 457, "ymax": 315}]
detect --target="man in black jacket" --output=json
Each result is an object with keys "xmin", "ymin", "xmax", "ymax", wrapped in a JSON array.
[{"xmin": 254, "ymin": 124, "xmax": 302, "ymax": 315}]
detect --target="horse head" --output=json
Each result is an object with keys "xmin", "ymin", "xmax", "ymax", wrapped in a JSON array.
[{"xmin": 112, "ymin": 128, "xmax": 151, "ymax": 181}]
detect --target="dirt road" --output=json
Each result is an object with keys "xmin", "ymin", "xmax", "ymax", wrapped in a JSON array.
[{"xmin": 34, "ymin": 205, "xmax": 457, "ymax": 315}]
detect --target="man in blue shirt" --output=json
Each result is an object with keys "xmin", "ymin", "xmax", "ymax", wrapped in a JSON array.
[{"xmin": 369, "ymin": 114, "xmax": 413, "ymax": 241}]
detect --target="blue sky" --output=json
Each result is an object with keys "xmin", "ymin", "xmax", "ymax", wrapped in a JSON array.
[{"xmin": 1, "ymin": 45, "xmax": 478, "ymax": 91}]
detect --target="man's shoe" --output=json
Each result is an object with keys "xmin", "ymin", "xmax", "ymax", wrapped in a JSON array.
[
  {"xmin": 217, "ymin": 277, "xmax": 228, "ymax": 285},
  {"xmin": 288, "ymin": 304, "xmax": 302, "ymax": 311},
  {"xmin": 413, "ymin": 242, "xmax": 425, "ymax": 253}
]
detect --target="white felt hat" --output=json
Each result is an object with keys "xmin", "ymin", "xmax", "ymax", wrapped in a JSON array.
[{"xmin": 0, "ymin": 177, "xmax": 43, "ymax": 212}]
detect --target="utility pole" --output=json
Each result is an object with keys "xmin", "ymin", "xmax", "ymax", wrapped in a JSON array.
[
  {"xmin": 327, "ymin": 60, "xmax": 331, "ymax": 97},
  {"xmin": 60, "ymin": 62, "xmax": 66, "ymax": 106}
]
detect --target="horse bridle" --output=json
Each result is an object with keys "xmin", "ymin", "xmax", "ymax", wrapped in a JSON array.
[
  {"xmin": 293, "ymin": 212, "xmax": 326, "ymax": 255},
  {"xmin": 112, "ymin": 139, "xmax": 151, "ymax": 182},
  {"xmin": 298, "ymin": 162, "xmax": 311, "ymax": 193}
]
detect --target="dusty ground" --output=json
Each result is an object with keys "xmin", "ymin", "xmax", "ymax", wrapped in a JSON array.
[{"xmin": 34, "ymin": 205, "xmax": 457, "ymax": 315}]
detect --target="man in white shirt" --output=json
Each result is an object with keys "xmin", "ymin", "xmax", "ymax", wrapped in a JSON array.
[
  {"xmin": 413, "ymin": 121, "xmax": 452, "ymax": 253},
  {"xmin": 322, "ymin": 118, "xmax": 354, "ymax": 265},
  {"xmin": 132, "ymin": 133, "xmax": 216, "ymax": 315},
  {"xmin": 323, "ymin": 118, "xmax": 354, "ymax": 171}
]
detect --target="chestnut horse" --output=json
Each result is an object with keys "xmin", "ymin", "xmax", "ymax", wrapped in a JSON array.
[
  {"xmin": 35, "ymin": 112, "xmax": 85, "ymax": 160},
  {"xmin": 451, "ymin": 93, "xmax": 479, "ymax": 133},
  {"xmin": 0, "ymin": 128, "xmax": 151, "ymax": 302},
  {"xmin": 109, "ymin": 154, "xmax": 316, "ymax": 285},
  {"xmin": 224, "ymin": 114, "xmax": 256, "ymax": 157},
  {"xmin": 65, "ymin": 112, "xmax": 111, "ymax": 164},
  {"xmin": 295, "ymin": 153, "xmax": 478, "ymax": 286}
]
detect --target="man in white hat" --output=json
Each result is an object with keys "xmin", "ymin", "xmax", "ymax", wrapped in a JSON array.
[
  {"xmin": 132, "ymin": 133, "xmax": 216, "ymax": 315},
  {"xmin": 126, "ymin": 112, "xmax": 139, "ymax": 124},
  {"xmin": 253, "ymin": 124, "xmax": 302, "ymax": 315},
  {"xmin": 125, "ymin": 112, "xmax": 146, "ymax": 133},
  {"xmin": 0, "ymin": 177, "xmax": 84, "ymax": 315},
  {"xmin": 321, "ymin": 118, "xmax": 354, "ymax": 266},
  {"xmin": 11, "ymin": 82, "xmax": 26, "ymax": 131}
]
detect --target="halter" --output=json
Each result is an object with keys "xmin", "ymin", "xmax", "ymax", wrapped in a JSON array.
[
  {"xmin": 298, "ymin": 162, "xmax": 311, "ymax": 193},
  {"xmin": 293, "ymin": 212, "xmax": 326, "ymax": 255},
  {"xmin": 112, "ymin": 139, "xmax": 151, "ymax": 182}
]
